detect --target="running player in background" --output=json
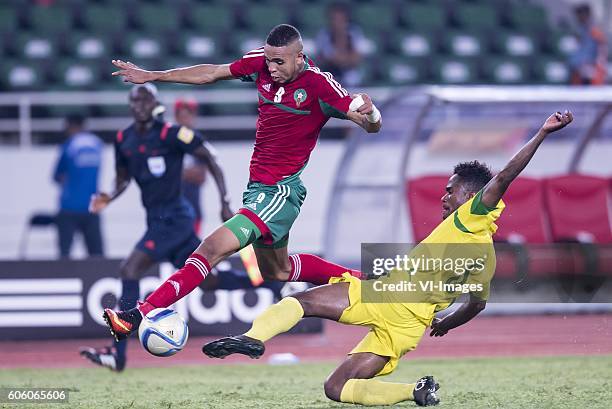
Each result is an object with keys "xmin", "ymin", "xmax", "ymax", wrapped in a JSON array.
[
  {"xmin": 202, "ymin": 111, "xmax": 573, "ymax": 406},
  {"xmin": 104, "ymin": 24, "xmax": 382, "ymax": 341},
  {"xmin": 80, "ymin": 84, "xmax": 232, "ymax": 371},
  {"xmin": 175, "ymin": 98, "xmax": 211, "ymax": 235}
]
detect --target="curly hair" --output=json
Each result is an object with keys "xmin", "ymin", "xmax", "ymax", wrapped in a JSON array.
[{"xmin": 453, "ymin": 160, "xmax": 493, "ymax": 193}]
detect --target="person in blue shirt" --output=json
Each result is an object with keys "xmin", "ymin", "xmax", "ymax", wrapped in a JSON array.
[
  {"xmin": 80, "ymin": 84, "xmax": 233, "ymax": 371},
  {"xmin": 569, "ymin": 3, "xmax": 608, "ymax": 85},
  {"xmin": 53, "ymin": 113, "xmax": 104, "ymax": 258}
]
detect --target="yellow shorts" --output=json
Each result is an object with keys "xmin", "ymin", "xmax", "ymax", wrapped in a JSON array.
[{"xmin": 329, "ymin": 273, "xmax": 435, "ymax": 376}]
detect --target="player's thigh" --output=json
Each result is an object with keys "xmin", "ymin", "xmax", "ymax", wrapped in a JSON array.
[
  {"xmin": 194, "ymin": 225, "xmax": 240, "ymax": 267},
  {"xmin": 119, "ymin": 249, "xmax": 156, "ymax": 280},
  {"xmin": 292, "ymin": 282, "xmax": 351, "ymax": 321},
  {"xmin": 253, "ymin": 245, "xmax": 291, "ymax": 280},
  {"xmin": 324, "ymin": 352, "xmax": 390, "ymax": 401}
]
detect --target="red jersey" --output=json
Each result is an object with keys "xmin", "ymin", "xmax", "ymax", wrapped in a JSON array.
[{"xmin": 229, "ymin": 47, "xmax": 353, "ymax": 184}]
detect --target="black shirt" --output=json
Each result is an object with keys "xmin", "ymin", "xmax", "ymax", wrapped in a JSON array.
[{"xmin": 115, "ymin": 120, "xmax": 203, "ymax": 210}]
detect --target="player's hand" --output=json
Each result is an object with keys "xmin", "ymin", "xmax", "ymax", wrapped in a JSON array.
[
  {"xmin": 89, "ymin": 193, "xmax": 111, "ymax": 213},
  {"xmin": 112, "ymin": 60, "xmax": 157, "ymax": 84},
  {"xmin": 351, "ymin": 93, "xmax": 374, "ymax": 115},
  {"xmin": 221, "ymin": 203, "xmax": 234, "ymax": 222},
  {"xmin": 540, "ymin": 110, "xmax": 573, "ymax": 134},
  {"xmin": 429, "ymin": 317, "xmax": 449, "ymax": 337}
]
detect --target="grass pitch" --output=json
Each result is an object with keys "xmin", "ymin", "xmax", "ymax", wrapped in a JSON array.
[{"xmin": 1, "ymin": 355, "xmax": 610, "ymax": 409}]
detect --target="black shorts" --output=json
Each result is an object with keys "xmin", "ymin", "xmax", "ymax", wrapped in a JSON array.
[{"xmin": 136, "ymin": 200, "xmax": 200, "ymax": 268}]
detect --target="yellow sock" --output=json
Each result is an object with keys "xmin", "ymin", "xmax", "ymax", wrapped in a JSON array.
[
  {"xmin": 244, "ymin": 297, "xmax": 304, "ymax": 342},
  {"xmin": 340, "ymin": 378, "xmax": 416, "ymax": 406}
]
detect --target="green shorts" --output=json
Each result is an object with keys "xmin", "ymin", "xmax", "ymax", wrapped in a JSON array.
[{"xmin": 236, "ymin": 177, "xmax": 307, "ymax": 248}]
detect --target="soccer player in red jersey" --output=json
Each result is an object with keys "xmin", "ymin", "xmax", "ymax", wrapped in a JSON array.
[{"xmin": 104, "ymin": 24, "xmax": 382, "ymax": 340}]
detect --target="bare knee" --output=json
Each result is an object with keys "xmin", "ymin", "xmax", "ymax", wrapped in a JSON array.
[
  {"xmin": 196, "ymin": 239, "xmax": 227, "ymax": 266},
  {"xmin": 323, "ymin": 375, "xmax": 346, "ymax": 402},
  {"xmin": 259, "ymin": 264, "xmax": 291, "ymax": 281}
]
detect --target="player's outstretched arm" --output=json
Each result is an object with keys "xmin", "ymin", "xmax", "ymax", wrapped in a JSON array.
[
  {"xmin": 192, "ymin": 142, "xmax": 233, "ymax": 221},
  {"xmin": 112, "ymin": 60, "xmax": 234, "ymax": 85},
  {"xmin": 480, "ymin": 110, "xmax": 573, "ymax": 208},
  {"xmin": 347, "ymin": 93, "xmax": 382, "ymax": 133},
  {"xmin": 429, "ymin": 294, "xmax": 486, "ymax": 337},
  {"xmin": 90, "ymin": 166, "xmax": 130, "ymax": 213}
]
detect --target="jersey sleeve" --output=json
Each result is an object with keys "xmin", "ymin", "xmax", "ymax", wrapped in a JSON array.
[
  {"xmin": 168, "ymin": 125, "xmax": 205, "ymax": 154},
  {"xmin": 229, "ymin": 47, "xmax": 266, "ymax": 82},
  {"xmin": 454, "ymin": 190, "xmax": 506, "ymax": 234},
  {"xmin": 314, "ymin": 69, "xmax": 353, "ymax": 119}
]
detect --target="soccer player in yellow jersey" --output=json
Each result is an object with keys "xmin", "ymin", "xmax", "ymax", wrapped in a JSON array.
[{"xmin": 203, "ymin": 111, "xmax": 573, "ymax": 406}]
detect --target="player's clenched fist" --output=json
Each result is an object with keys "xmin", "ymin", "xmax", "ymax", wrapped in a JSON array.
[
  {"xmin": 540, "ymin": 110, "xmax": 573, "ymax": 134},
  {"xmin": 89, "ymin": 193, "xmax": 111, "ymax": 213},
  {"xmin": 112, "ymin": 60, "xmax": 157, "ymax": 84}
]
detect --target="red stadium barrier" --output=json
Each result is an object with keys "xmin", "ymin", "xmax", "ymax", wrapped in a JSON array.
[
  {"xmin": 495, "ymin": 177, "xmax": 549, "ymax": 243},
  {"xmin": 543, "ymin": 174, "xmax": 612, "ymax": 243},
  {"xmin": 405, "ymin": 175, "xmax": 448, "ymax": 243}
]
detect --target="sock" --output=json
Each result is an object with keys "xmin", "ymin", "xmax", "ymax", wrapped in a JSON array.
[
  {"xmin": 340, "ymin": 379, "xmax": 416, "ymax": 406},
  {"xmin": 289, "ymin": 254, "xmax": 362, "ymax": 285},
  {"xmin": 141, "ymin": 253, "xmax": 210, "ymax": 313},
  {"xmin": 114, "ymin": 279, "xmax": 139, "ymax": 362},
  {"xmin": 244, "ymin": 297, "xmax": 304, "ymax": 342}
]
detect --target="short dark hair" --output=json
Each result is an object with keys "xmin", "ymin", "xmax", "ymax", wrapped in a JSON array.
[
  {"xmin": 66, "ymin": 113, "xmax": 85, "ymax": 127},
  {"xmin": 453, "ymin": 160, "xmax": 493, "ymax": 193},
  {"xmin": 266, "ymin": 24, "xmax": 301, "ymax": 47}
]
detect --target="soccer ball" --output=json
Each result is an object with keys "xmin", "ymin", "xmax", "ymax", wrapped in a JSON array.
[{"xmin": 138, "ymin": 308, "xmax": 188, "ymax": 357}]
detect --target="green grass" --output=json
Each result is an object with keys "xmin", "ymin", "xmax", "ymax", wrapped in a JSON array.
[{"xmin": 1, "ymin": 356, "xmax": 611, "ymax": 408}]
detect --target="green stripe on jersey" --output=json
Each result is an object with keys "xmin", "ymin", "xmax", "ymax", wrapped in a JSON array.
[{"xmin": 257, "ymin": 91, "xmax": 311, "ymax": 115}]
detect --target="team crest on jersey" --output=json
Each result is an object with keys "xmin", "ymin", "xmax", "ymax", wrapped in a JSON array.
[
  {"xmin": 294, "ymin": 89, "xmax": 307, "ymax": 107},
  {"xmin": 262, "ymin": 83, "xmax": 271, "ymax": 92},
  {"xmin": 177, "ymin": 126, "xmax": 194, "ymax": 144}
]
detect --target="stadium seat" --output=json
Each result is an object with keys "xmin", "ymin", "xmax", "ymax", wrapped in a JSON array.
[
  {"xmin": 297, "ymin": 3, "xmax": 327, "ymax": 34},
  {"xmin": 382, "ymin": 57, "xmax": 428, "ymax": 84},
  {"xmin": 443, "ymin": 31, "xmax": 485, "ymax": 57},
  {"xmin": 15, "ymin": 34, "xmax": 57, "ymax": 60},
  {"xmin": 401, "ymin": 4, "xmax": 446, "ymax": 31},
  {"xmin": 497, "ymin": 32, "xmax": 537, "ymax": 57},
  {"xmin": 244, "ymin": 4, "xmax": 289, "ymax": 32},
  {"xmin": 69, "ymin": 35, "xmax": 110, "ymax": 59},
  {"xmin": 0, "ymin": 6, "xmax": 18, "ymax": 35},
  {"xmin": 406, "ymin": 175, "xmax": 448, "ymax": 242},
  {"xmin": 533, "ymin": 59, "xmax": 570, "ymax": 84},
  {"xmin": 82, "ymin": 6, "xmax": 127, "ymax": 33},
  {"xmin": 190, "ymin": 4, "xmax": 234, "ymax": 34},
  {"xmin": 134, "ymin": 4, "xmax": 181, "ymax": 34},
  {"xmin": 353, "ymin": 4, "xmax": 396, "ymax": 33},
  {"xmin": 453, "ymin": 3, "xmax": 499, "ymax": 31},
  {"xmin": 507, "ymin": 4, "xmax": 548, "ymax": 31},
  {"xmin": 1, "ymin": 61, "xmax": 44, "ymax": 90},
  {"xmin": 483, "ymin": 58, "xmax": 529, "ymax": 84},
  {"xmin": 544, "ymin": 174, "xmax": 612, "ymax": 244},
  {"xmin": 395, "ymin": 31, "xmax": 435, "ymax": 57},
  {"xmin": 430, "ymin": 57, "xmax": 477, "ymax": 84},
  {"xmin": 53, "ymin": 60, "xmax": 100, "ymax": 89},
  {"xmin": 181, "ymin": 33, "xmax": 218, "ymax": 59},
  {"xmin": 125, "ymin": 33, "xmax": 167, "ymax": 60},
  {"xmin": 28, "ymin": 5, "xmax": 73, "ymax": 34}
]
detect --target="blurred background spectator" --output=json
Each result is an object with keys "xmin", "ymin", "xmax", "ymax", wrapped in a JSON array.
[
  {"xmin": 568, "ymin": 3, "xmax": 608, "ymax": 85},
  {"xmin": 53, "ymin": 113, "xmax": 104, "ymax": 258},
  {"xmin": 315, "ymin": 2, "xmax": 365, "ymax": 87},
  {"xmin": 175, "ymin": 98, "xmax": 209, "ymax": 236}
]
